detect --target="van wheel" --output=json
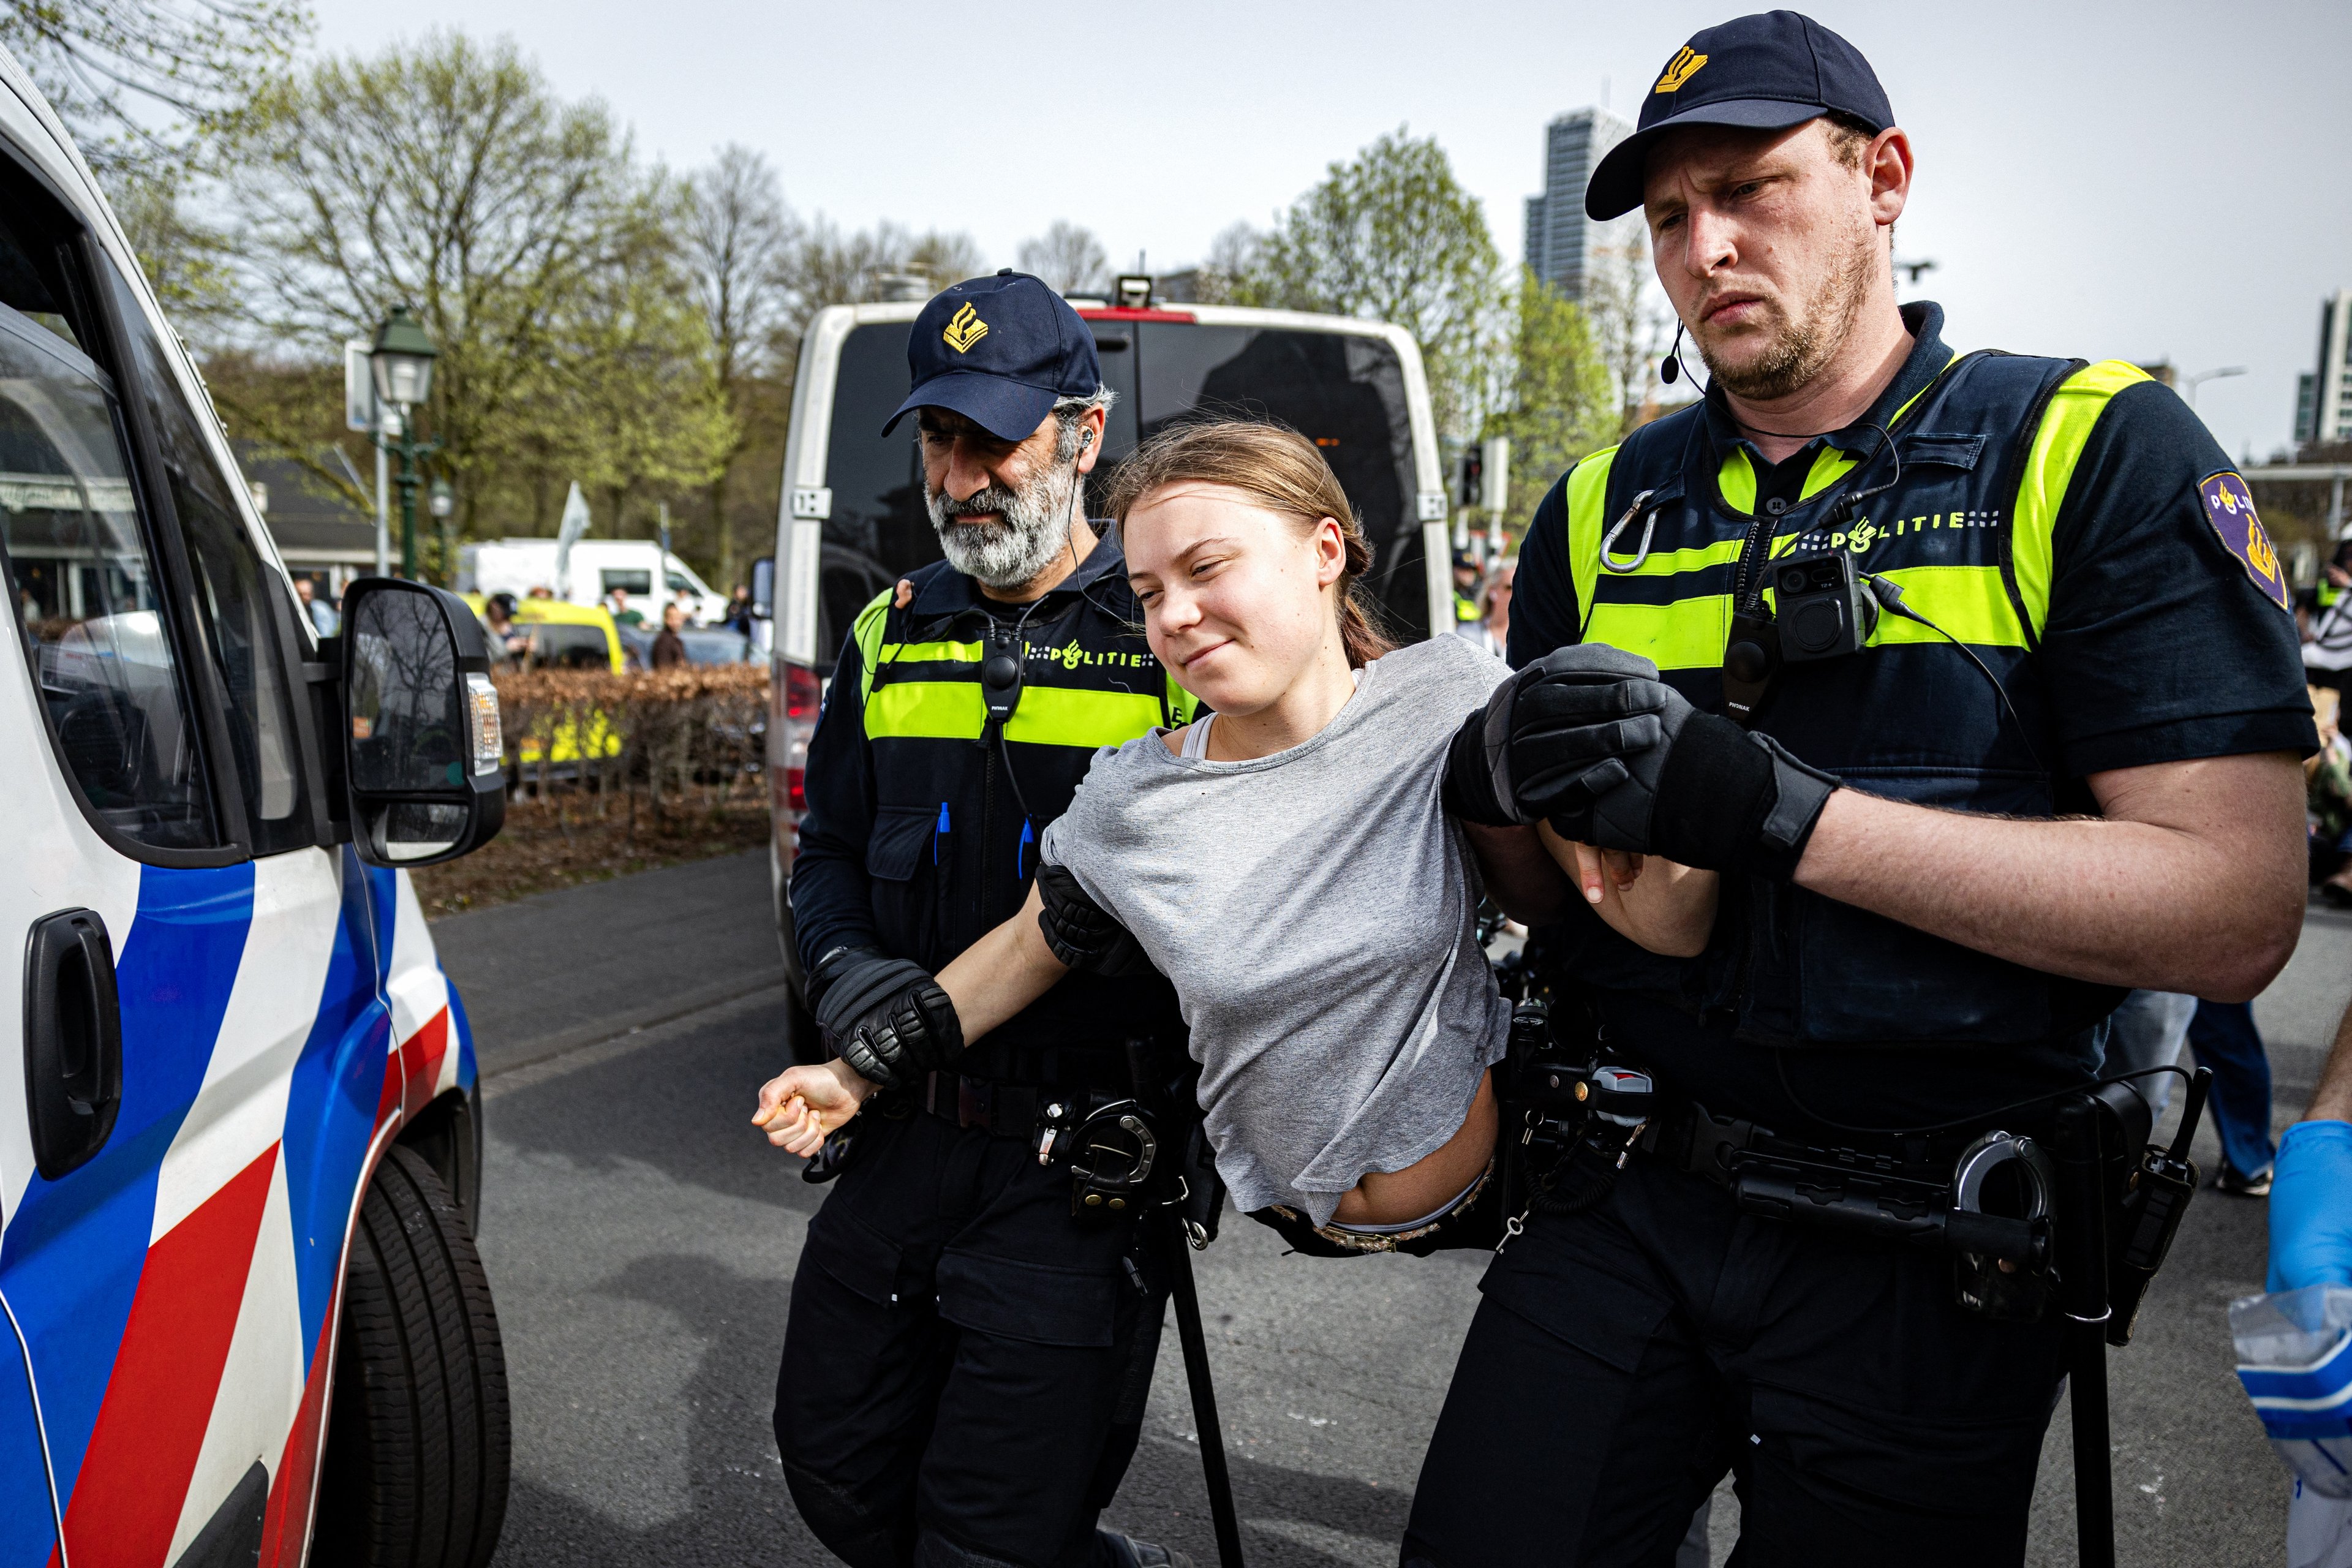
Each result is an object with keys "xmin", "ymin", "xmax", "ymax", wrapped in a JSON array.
[{"xmin": 313, "ymin": 1144, "xmax": 510, "ymax": 1568}]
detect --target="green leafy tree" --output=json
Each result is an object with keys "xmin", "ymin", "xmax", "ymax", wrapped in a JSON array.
[
  {"xmin": 1240, "ymin": 127, "xmax": 1500, "ymax": 436},
  {"xmin": 1484, "ymin": 271, "xmax": 1615, "ymax": 502},
  {"xmin": 554, "ymin": 195, "xmax": 737, "ymax": 541},
  {"xmin": 216, "ymin": 32, "xmax": 637, "ymax": 531}
]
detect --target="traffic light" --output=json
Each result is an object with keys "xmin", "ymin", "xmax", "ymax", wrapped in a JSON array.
[{"xmin": 1457, "ymin": 447, "xmax": 1483, "ymax": 509}]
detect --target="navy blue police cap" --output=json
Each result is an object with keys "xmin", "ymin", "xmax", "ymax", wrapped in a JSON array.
[
  {"xmin": 1585, "ymin": 10, "xmax": 1893, "ymax": 221},
  {"xmin": 882, "ymin": 270, "xmax": 1101, "ymax": 442}
]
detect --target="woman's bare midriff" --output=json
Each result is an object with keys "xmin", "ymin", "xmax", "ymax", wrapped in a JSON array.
[{"xmin": 1329, "ymin": 1069, "xmax": 1498, "ymax": 1227}]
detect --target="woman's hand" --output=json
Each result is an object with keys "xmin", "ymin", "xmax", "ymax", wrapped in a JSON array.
[
  {"xmin": 1537, "ymin": 822, "xmax": 1717, "ymax": 958},
  {"xmin": 753, "ymin": 1058, "xmax": 875, "ymax": 1157},
  {"xmin": 1562, "ymin": 840, "xmax": 1644, "ymax": 905}
]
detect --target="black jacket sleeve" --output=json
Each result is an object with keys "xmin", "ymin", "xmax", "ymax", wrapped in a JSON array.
[
  {"xmin": 790, "ymin": 630, "xmax": 883, "ymax": 975},
  {"xmin": 1507, "ymin": 470, "xmax": 1583, "ymax": 669}
]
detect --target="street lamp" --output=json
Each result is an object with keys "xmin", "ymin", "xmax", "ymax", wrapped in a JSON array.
[
  {"xmin": 367, "ymin": 304, "xmax": 443, "ymax": 581},
  {"xmin": 2185, "ymin": 365, "xmax": 2246, "ymax": 409},
  {"xmin": 429, "ymin": 478, "xmax": 455, "ymax": 590}
]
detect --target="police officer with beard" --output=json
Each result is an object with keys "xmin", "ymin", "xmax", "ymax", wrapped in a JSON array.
[
  {"xmin": 757, "ymin": 273, "xmax": 1194, "ymax": 1568},
  {"xmin": 1426, "ymin": 13, "xmax": 2315, "ymax": 1562}
]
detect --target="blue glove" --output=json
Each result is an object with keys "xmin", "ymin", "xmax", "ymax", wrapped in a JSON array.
[{"xmin": 2267, "ymin": 1119, "xmax": 2352, "ymax": 1292}]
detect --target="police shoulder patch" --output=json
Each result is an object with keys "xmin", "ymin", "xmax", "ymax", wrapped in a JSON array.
[{"xmin": 2199, "ymin": 470, "xmax": 2291, "ymax": 613}]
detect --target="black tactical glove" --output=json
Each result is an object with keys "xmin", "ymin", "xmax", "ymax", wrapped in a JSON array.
[
  {"xmin": 1504, "ymin": 646, "xmax": 1843, "ymax": 881},
  {"xmin": 808, "ymin": 946, "xmax": 963, "ymax": 1090},
  {"xmin": 1035, "ymin": 863, "xmax": 1153, "ymax": 976},
  {"xmin": 1442, "ymin": 646, "xmax": 1671, "ymax": 829}
]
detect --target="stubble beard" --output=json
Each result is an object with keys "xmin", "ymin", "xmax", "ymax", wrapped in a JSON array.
[
  {"xmin": 925, "ymin": 451, "xmax": 1081, "ymax": 590},
  {"xmin": 1695, "ymin": 219, "xmax": 1880, "ymax": 405}
]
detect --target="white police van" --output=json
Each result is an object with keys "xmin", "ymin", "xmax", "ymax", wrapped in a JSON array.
[
  {"xmin": 0, "ymin": 48, "xmax": 511, "ymax": 1568},
  {"xmin": 758, "ymin": 290, "xmax": 1454, "ymax": 1017}
]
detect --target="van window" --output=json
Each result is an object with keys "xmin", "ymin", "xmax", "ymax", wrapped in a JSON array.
[
  {"xmin": 601, "ymin": 567, "xmax": 652, "ymax": 597},
  {"xmin": 0, "ymin": 304, "xmax": 216, "ymax": 849},
  {"xmin": 527, "ymin": 624, "xmax": 611, "ymax": 669},
  {"xmin": 104, "ymin": 266, "xmax": 309, "ymax": 851},
  {"xmin": 810, "ymin": 318, "xmax": 1432, "ymax": 666},
  {"xmin": 1134, "ymin": 323, "xmax": 1424, "ymax": 636},
  {"xmin": 820, "ymin": 323, "xmax": 941, "ymax": 663}
]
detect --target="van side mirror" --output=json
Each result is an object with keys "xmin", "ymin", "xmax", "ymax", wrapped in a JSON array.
[
  {"xmin": 749, "ymin": 556, "xmax": 775, "ymax": 620},
  {"xmin": 340, "ymin": 578, "xmax": 506, "ymax": 867}
]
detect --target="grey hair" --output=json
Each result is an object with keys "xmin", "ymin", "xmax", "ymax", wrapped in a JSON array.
[{"xmin": 1052, "ymin": 383, "xmax": 1117, "ymax": 459}]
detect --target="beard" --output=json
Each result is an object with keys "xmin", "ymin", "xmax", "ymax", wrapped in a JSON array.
[
  {"xmin": 1693, "ymin": 219, "xmax": 1880, "ymax": 404},
  {"xmin": 925, "ymin": 445, "xmax": 1082, "ymax": 589}
]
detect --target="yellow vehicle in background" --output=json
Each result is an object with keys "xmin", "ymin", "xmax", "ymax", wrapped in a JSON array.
[
  {"xmin": 506, "ymin": 597, "xmax": 627, "ymax": 672},
  {"xmin": 480, "ymin": 598, "xmax": 627, "ymax": 766}
]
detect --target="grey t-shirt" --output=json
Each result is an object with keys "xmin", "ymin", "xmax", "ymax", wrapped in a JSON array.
[{"xmin": 1039, "ymin": 635, "xmax": 1513, "ymax": 1226}]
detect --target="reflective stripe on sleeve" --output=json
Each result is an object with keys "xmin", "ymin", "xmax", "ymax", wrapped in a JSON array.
[{"xmin": 2010, "ymin": 360, "xmax": 2152, "ymax": 640}]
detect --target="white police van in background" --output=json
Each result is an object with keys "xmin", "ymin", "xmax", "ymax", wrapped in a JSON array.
[
  {"xmin": 755, "ymin": 287, "xmax": 1454, "ymax": 1022},
  {"xmin": 0, "ymin": 47, "xmax": 512, "ymax": 1568}
]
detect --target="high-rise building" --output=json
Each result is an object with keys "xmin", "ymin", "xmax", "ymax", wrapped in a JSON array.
[
  {"xmin": 1523, "ymin": 107, "xmax": 1635, "ymax": 301},
  {"xmin": 2296, "ymin": 290, "xmax": 2352, "ymax": 448}
]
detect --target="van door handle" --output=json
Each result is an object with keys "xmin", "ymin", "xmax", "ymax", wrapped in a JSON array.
[{"xmin": 23, "ymin": 909, "xmax": 122, "ymax": 1179}]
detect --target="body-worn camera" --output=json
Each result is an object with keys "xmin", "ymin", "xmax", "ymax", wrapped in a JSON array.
[{"xmin": 1773, "ymin": 550, "xmax": 1879, "ymax": 663}]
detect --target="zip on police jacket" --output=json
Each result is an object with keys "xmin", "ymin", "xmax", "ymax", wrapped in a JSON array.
[
  {"xmin": 1508, "ymin": 302, "xmax": 2316, "ymax": 1052},
  {"xmin": 791, "ymin": 533, "xmax": 1192, "ymax": 1076}
]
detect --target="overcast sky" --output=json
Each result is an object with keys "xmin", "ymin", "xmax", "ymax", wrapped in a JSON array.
[{"xmin": 307, "ymin": 0, "xmax": 2350, "ymax": 462}]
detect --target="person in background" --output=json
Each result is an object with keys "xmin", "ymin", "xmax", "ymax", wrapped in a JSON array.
[
  {"xmin": 726, "ymin": 583, "xmax": 754, "ymax": 635},
  {"xmin": 2105, "ymin": 989, "xmax": 2198, "ymax": 1119},
  {"xmin": 2190, "ymin": 997, "xmax": 2280, "ymax": 1196},
  {"xmin": 2305, "ymin": 540, "xmax": 2352, "ymax": 692},
  {"xmin": 650, "ymin": 600, "xmax": 689, "ymax": 669},
  {"xmin": 2306, "ymin": 685, "xmax": 2352, "ymax": 903},
  {"xmin": 1450, "ymin": 551, "xmax": 1483, "ymax": 636},
  {"xmin": 527, "ymin": 584, "xmax": 554, "ymax": 599},
  {"xmin": 1474, "ymin": 562, "xmax": 1513, "ymax": 660},
  {"xmin": 293, "ymin": 575, "xmax": 337, "ymax": 635},
  {"xmin": 482, "ymin": 592, "xmax": 527, "ymax": 665},
  {"xmin": 608, "ymin": 586, "xmax": 644, "ymax": 627}
]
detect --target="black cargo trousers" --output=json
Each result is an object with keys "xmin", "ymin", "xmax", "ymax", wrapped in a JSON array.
[
  {"xmin": 775, "ymin": 1100, "xmax": 1167, "ymax": 1568},
  {"xmin": 1401, "ymin": 1153, "xmax": 2070, "ymax": 1567}
]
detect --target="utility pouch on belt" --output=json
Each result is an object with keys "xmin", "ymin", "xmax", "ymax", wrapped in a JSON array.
[{"xmin": 1498, "ymin": 995, "xmax": 1653, "ymax": 1223}]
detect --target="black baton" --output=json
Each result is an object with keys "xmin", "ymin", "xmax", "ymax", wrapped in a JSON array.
[
  {"xmin": 2051, "ymin": 1094, "xmax": 2114, "ymax": 1568},
  {"xmin": 1159, "ymin": 1207, "xmax": 1245, "ymax": 1567}
]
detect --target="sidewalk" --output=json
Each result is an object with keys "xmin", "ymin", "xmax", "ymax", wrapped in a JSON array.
[{"xmin": 433, "ymin": 849, "xmax": 786, "ymax": 1074}]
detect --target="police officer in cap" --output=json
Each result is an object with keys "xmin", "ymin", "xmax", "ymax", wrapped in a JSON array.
[
  {"xmin": 1424, "ymin": 12, "xmax": 2315, "ymax": 1560},
  {"xmin": 757, "ymin": 272, "xmax": 1194, "ymax": 1568}
]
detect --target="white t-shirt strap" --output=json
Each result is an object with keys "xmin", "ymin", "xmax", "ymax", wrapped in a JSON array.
[{"xmin": 1181, "ymin": 713, "xmax": 1216, "ymax": 759}]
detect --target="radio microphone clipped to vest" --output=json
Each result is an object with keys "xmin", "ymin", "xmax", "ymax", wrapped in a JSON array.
[{"xmin": 1660, "ymin": 320, "xmax": 1689, "ymax": 386}]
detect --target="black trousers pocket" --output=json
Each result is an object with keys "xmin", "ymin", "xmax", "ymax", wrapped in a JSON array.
[{"xmin": 935, "ymin": 1248, "xmax": 1120, "ymax": 1349}]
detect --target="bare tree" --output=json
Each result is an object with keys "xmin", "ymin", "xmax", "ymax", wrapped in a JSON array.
[
  {"xmin": 777, "ymin": 217, "xmax": 983, "ymax": 344},
  {"xmin": 1, "ymin": 0, "xmax": 307, "ymax": 181},
  {"xmin": 1585, "ymin": 225, "xmax": 1676, "ymax": 434},
  {"xmin": 1017, "ymin": 221, "xmax": 1109, "ymax": 295},
  {"xmin": 682, "ymin": 143, "xmax": 799, "ymax": 585}
]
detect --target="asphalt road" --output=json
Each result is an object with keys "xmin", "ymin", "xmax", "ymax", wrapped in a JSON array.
[{"xmin": 437, "ymin": 851, "xmax": 2352, "ymax": 1567}]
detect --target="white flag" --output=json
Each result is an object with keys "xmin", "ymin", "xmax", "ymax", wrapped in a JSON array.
[{"xmin": 553, "ymin": 481, "xmax": 590, "ymax": 598}]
